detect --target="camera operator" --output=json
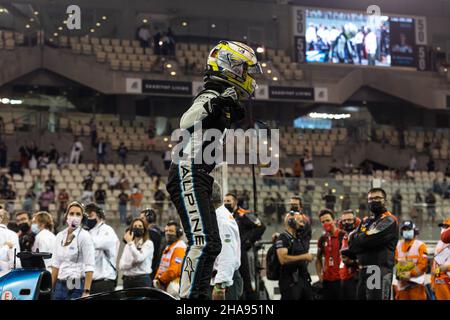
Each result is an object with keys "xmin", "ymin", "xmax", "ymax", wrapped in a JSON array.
[
  {"xmin": 338, "ymin": 210, "xmax": 360, "ymax": 300},
  {"xmin": 16, "ymin": 211, "xmax": 35, "ymax": 252},
  {"xmin": 348, "ymin": 188, "xmax": 399, "ymax": 300},
  {"xmin": 289, "ymin": 196, "xmax": 312, "ymax": 247},
  {"xmin": 224, "ymin": 193, "xmax": 266, "ymax": 300},
  {"xmin": 275, "ymin": 212, "xmax": 314, "ymax": 300}
]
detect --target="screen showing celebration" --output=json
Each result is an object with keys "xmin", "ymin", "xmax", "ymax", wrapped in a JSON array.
[{"xmin": 304, "ymin": 8, "xmax": 417, "ymax": 67}]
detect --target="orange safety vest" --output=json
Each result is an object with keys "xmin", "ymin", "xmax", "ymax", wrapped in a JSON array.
[
  {"xmin": 396, "ymin": 239, "xmax": 426, "ymax": 290},
  {"xmin": 156, "ymin": 240, "xmax": 187, "ymax": 285}
]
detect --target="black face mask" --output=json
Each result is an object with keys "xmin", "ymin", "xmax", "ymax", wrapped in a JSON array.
[
  {"xmin": 224, "ymin": 203, "xmax": 234, "ymax": 213},
  {"xmin": 166, "ymin": 234, "xmax": 177, "ymax": 245},
  {"xmin": 290, "ymin": 205, "xmax": 300, "ymax": 213},
  {"xmin": 18, "ymin": 222, "xmax": 30, "ymax": 233},
  {"xmin": 132, "ymin": 228, "xmax": 144, "ymax": 238},
  {"xmin": 342, "ymin": 222, "xmax": 355, "ymax": 232},
  {"xmin": 369, "ymin": 201, "xmax": 386, "ymax": 216},
  {"xmin": 86, "ymin": 218, "xmax": 98, "ymax": 230}
]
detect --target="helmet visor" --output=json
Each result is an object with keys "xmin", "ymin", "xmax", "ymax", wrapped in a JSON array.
[{"xmin": 248, "ymin": 62, "xmax": 263, "ymax": 76}]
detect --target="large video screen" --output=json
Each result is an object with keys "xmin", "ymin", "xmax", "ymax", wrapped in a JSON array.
[
  {"xmin": 303, "ymin": 9, "xmax": 418, "ymax": 68},
  {"xmin": 389, "ymin": 17, "xmax": 416, "ymax": 67}
]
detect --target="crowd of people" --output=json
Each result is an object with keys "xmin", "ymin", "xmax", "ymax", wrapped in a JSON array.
[
  {"xmin": 268, "ymin": 187, "xmax": 450, "ymax": 300},
  {"xmin": 0, "ymin": 179, "xmax": 268, "ymax": 300},
  {"xmin": 305, "ymin": 20, "xmax": 390, "ymax": 65},
  {"xmin": 1, "ymin": 175, "xmax": 449, "ymax": 301}
]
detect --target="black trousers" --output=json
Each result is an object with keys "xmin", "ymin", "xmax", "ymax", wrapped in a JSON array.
[
  {"xmin": 90, "ymin": 279, "xmax": 116, "ymax": 294},
  {"xmin": 280, "ymin": 275, "xmax": 313, "ymax": 300},
  {"xmin": 239, "ymin": 249, "xmax": 257, "ymax": 300},
  {"xmin": 167, "ymin": 162, "xmax": 222, "ymax": 300},
  {"xmin": 322, "ymin": 280, "xmax": 341, "ymax": 300},
  {"xmin": 226, "ymin": 271, "xmax": 244, "ymax": 300},
  {"xmin": 341, "ymin": 278, "xmax": 358, "ymax": 300},
  {"xmin": 122, "ymin": 274, "xmax": 151, "ymax": 289},
  {"xmin": 357, "ymin": 267, "xmax": 393, "ymax": 300}
]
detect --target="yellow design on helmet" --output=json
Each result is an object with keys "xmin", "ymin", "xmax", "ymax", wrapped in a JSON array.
[{"xmin": 206, "ymin": 40, "xmax": 262, "ymax": 98}]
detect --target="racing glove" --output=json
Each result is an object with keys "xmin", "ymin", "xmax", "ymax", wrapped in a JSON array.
[{"xmin": 202, "ymin": 87, "xmax": 245, "ymax": 129}]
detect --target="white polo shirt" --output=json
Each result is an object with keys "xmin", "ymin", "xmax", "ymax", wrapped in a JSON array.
[
  {"xmin": 0, "ymin": 224, "xmax": 21, "ymax": 271},
  {"xmin": 119, "ymin": 239, "xmax": 154, "ymax": 276},
  {"xmin": 32, "ymin": 228, "xmax": 56, "ymax": 272},
  {"xmin": 89, "ymin": 222, "xmax": 119, "ymax": 281},
  {"xmin": 52, "ymin": 227, "xmax": 95, "ymax": 280},
  {"xmin": 212, "ymin": 205, "xmax": 241, "ymax": 287}
]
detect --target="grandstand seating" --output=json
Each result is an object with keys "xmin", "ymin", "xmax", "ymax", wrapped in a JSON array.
[
  {"xmin": 3, "ymin": 163, "xmax": 172, "ymax": 219},
  {"xmin": 280, "ymin": 127, "xmax": 347, "ymax": 156},
  {"xmin": 3, "ymin": 159, "xmax": 449, "ymax": 227},
  {"xmin": 65, "ymin": 36, "xmax": 172, "ymax": 74},
  {"xmin": 375, "ymin": 126, "xmax": 450, "ymax": 160},
  {"xmin": 57, "ymin": 113, "xmax": 171, "ymax": 151},
  {"xmin": 61, "ymin": 35, "xmax": 304, "ymax": 81},
  {"xmin": 227, "ymin": 165, "xmax": 450, "ymax": 220},
  {"xmin": 0, "ymin": 30, "xmax": 24, "ymax": 50}
]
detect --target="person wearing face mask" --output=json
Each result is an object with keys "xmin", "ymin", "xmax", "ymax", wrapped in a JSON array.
[
  {"xmin": 394, "ymin": 220, "xmax": 428, "ymax": 300},
  {"xmin": 210, "ymin": 182, "xmax": 242, "ymax": 300},
  {"xmin": 223, "ymin": 193, "xmax": 266, "ymax": 300},
  {"xmin": 15, "ymin": 211, "xmax": 35, "ymax": 252},
  {"xmin": 431, "ymin": 218, "xmax": 450, "ymax": 300},
  {"xmin": 338, "ymin": 210, "xmax": 361, "ymax": 300},
  {"xmin": 276, "ymin": 212, "xmax": 314, "ymax": 300},
  {"xmin": 31, "ymin": 211, "xmax": 56, "ymax": 272},
  {"xmin": 0, "ymin": 209, "xmax": 21, "ymax": 272},
  {"xmin": 348, "ymin": 188, "xmax": 399, "ymax": 300},
  {"xmin": 85, "ymin": 203, "xmax": 120, "ymax": 294},
  {"xmin": 119, "ymin": 218, "xmax": 154, "ymax": 289},
  {"xmin": 153, "ymin": 220, "xmax": 187, "ymax": 296},
  {"xmin": 289, "ymin": 196, "xmax": 312, "ymax": 248},
  {"xmin": 316, "ymin": 209, "xmax": 346, "ymax": 300},
  {"xmin": 138, "ymin": 208, "xmax": 165, "ymax": 281},
  {"xmin": 51, "ymin": 201, "xmax": 95, "ymax": 300}
]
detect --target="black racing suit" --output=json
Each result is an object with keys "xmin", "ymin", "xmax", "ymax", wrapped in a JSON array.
[
  {"xmin": 348, "ymin": 211, "xmax": 398, "ymax": 300},
  {"xmin": 166, "ymin": 80, "xmax": 245, "ymax": 299},
  {"xmin": 233, "ymin": 207, "xmax": 266, "ymax": 300}
]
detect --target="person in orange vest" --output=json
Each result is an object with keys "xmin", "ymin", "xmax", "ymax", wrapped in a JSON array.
[
  {"xmin": 394, "ymin": 220, "xmax": 428, "ymax": 300},
  {"xmin": 153, "ymin": 220, "xmax": 187, "ymax": 296},
  {"xmin": 431, "ymin": 218, "xmax": 450, "ymax": 300},
  {"xmin": 442, "ymin": 221, "xmax": 450, "ymax": 243},
  {"xmin": 338, "ymin": 210, "xmax": 361, "ymax": 300}
]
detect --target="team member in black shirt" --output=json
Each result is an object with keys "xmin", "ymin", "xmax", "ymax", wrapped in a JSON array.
[
  {"xmin": 348, "ymin": 188, "xmax": 399, "ymax": 300},
  {"xmin": 275, "ymin": 212, "xmax": 314, "ymax": 300}
]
